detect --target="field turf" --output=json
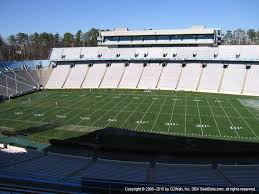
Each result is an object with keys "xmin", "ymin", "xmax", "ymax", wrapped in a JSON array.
[{"xmin": 0, "ymin": 89, "xmax": 259, "ymax": 144}]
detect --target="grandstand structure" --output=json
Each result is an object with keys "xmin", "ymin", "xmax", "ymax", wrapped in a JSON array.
[
  {"xmin": 98, "ymin": 26, "xmax": 222, "ymax": 47},
  {"xmin": 0, "ymin": 26, "xmax": 258, "ymax": 97},
  {"xmin": 1, "ymin": 26, "xmax": 259, "ymax": 193},
  {"xmin": 45, "ymin": 26, "xmax": 259, "ymax": 96},
  {"xmin": 0, "ymin": 60, "xmax": 51, "ymax": 98},
  {"xmin": 0, "ymin": 145, "xmax": 258, "ymax": 193}
]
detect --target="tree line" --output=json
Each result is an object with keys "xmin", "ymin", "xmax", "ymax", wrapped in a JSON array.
[
  {"xmin": 0, "ymin": 28, "xmax": 259, "ymax": 62},
  {"xmin": 223, "ymin": 29, "xmax": 259, "ymax": 45},
  {"xmin": 0, "ymin": 28, "xmax": 99, "ymax": 61}
]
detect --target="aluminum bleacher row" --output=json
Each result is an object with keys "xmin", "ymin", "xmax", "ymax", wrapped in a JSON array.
[
  {"xmin": 0, "ymin": 65, "xmax": 52, "ymax": 98},
  {"xmin": 45, "ymin": 62, "xmax": 259, "ymax": 96},
  {"xmin": 45, "ymin": 45, "xmax": 259, "ymax": 96},
  {"xmin": 0, "ymin": 147, "xmax": 258, "ymax": 192},
  {"xmin": 50, "ymin": 46, "xmax": 259, "ymax": 61},
  {"xmin": 0, "ymin": 70, "xmax": 38, "ymax": 97}
]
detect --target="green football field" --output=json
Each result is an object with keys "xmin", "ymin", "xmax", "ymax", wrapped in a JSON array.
[{"xmin": 0, "ymin": 89, "xmax": 259, "ymax": 144}]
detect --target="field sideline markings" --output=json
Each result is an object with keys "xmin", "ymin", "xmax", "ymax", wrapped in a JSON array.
[
  {"xmin": 9, "ymin": 103, "xmax": 252, "ymax": 120},
  {"xmin": 196, "ymin": 97, "xmax": 204, "ymax": 135},
  {"xmin": 24, "ymin": 92, "xmax": 64, "ymax": 106},
  {"xmin": 151, "ymin": 96, "xmax": 167, "ymax": 131},
  {"xmin": 6, "ymin": 92, "xmax": 51, "ymax": 106},
  {"xmin": 0, "ymin": 118, "xmax": 47, "ymax": 125},
  {"xmin": 57, "ymin": 92, "xmax": 101, "ymax": 121},
  {"xmin": 66, "ymin": 94, "xmax": 112, "ymax": 125},
  {"xmin": 119, "ymin": 95, "xmax": 148, "ymax": 128},
  {"xmin": 205, "ymin": 97, "xmax": 222, "ymax": 136},
  {"xmin": 0, "ymin": 107, "xmax": 17, "ymax": 114},
  {"xmin": 2, "ymin": 90, "xmax": 258, "ymax": 141},
  {"xmin": 89, "ymin": 95, "xmax": 132, "ymax": 127},
  {"xmin": 41, "ymin": 90, "xmax": 248, "ymax": 100},
  {"xmin": 47, "ymin": 92, "xmax": 98, "ymax": 124},
  {"xmin": 217, "ymin": 98, "xmax": 240, "ymax": 138},
  {"xmin": 238, "ymin": 99, "xmax": 259, "ymax": 122},
  {"xmin": 1, "ymin": 92, "xmax": 56, "ymax": 119},
  {"xmin": 105, "ymin": 97, "xmax": 135, "ymax": 128},
  {"xmin": 30, "ymin": 92, "xmax": 93, "ymax": 122},
  {"xmin": 167, "ymin": 95, "xmax": 177, "ymax": 133},
  {"xmin": 34, "ymin": 94, "xmax": 85, "ymax": 121},
  {"xmin": 135, "ymin": 96, "xmax": 157, "ymax": 131},
  {"xmin": 227, "ymin": 99, "xmax": 258, "ymax": 139},
  {"xmin": 8, "ymin": 92, "xmax": 75, "ymax": 121},
  {"xmin": 70, "ymin": 91, "xmax": 216, "ymax": 99},
  {"xmin": 184, "ymin": 96, "xmax": 187, "ymax": 135},
  {"xmin": 77, "ymin": 94, "xmax": 125, "ymax": 126},
  {"xmin": 18, "ymin": 92, "xmax": 82, "ymax": 122},
  {"xmin": 130, "ymin": 102, "xmax": 233, "ymax": 108}
]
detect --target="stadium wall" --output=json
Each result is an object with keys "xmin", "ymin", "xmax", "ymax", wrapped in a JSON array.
[
  {"xmin": 0, "ymin": 60, "xmax": 52, "ymax": 98},
  {"xmin": 45, "ymin": 62, "xmax": 259, "ymax": 96}
]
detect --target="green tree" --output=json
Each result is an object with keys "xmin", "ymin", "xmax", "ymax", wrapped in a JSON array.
[
  {"xmin": 223, "ymin": 30, "xmax": 233, "ymax": 45},
  {"xmin": 39, "ymin": 32, "xmax": 53, "ymax": 46},
  {"xmin": 15, "ymin": 33, "xmax": 29, "ymax": 60},
  {"xmin": 0, "ymin": 35, "xmax": 5, "ymax": 48},
  {"xmin": 75, "ymin": 30, "xmax": 82, "ymax": 47},
  {"xmin": 16, "ymin": 32, "xmax": 29, "ymax": 45},
  {"xmin": 63, "ymin": 32, "xmax": 74, "ymax": 47},
  {"xmin": 54, "ymin": 33, "xmax": 61, "ymax": 47},
  {"xmin": 247, "ymin": 29, "xmax": 256, "ymax": 44},
  {"xmin": 86, "ymin": 28, "xmax": 99, "ymax": 46},
  {"xmin": 8, "ymin": 35, "xmax": 17, "ymax": 46},
  {"xmin": 0, "ymin": 35, "xmax": 5, "ymax": 61},
  {"xmin": 30, "ymin": 33, "xmax": 40, "ymax": 45},
  {"xmin": 256, "ymin": 31, "xmax": 259, "ymax": 44},
  {"xmin": 233, "ymin": 29, "xmax": 247, "ymax": 45}
]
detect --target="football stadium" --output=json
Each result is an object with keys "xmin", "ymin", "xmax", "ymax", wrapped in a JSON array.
[{"xmin": 1, "ymin": 1, "xmax": 259, "ymax": 192}]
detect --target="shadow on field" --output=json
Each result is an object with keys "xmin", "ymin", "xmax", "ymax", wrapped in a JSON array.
[
  {"xmin": 47, "ymin": 127, "xmax": 259, "ymax": 157},
  {"xmin": 17, "ymin": 123, "xmax": 63, "ymax": 136}
]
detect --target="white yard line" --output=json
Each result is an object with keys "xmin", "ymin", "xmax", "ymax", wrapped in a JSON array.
[
  {"xmin": 105, "ymin": 97, "xmax": 135, "ymax": 127},
  {"xmin": 0, "ymin": 93, "xmax": 58, "ymax": 120},
  {"xmin": 135, "ymin": 97, "xmax": 157, "ymax": 131},
  {"xmin": 4, "ymin": 103, "xmax": 253, "ymax": 119},
  {"xmin": 240, "ymin": 101, "xmax": 259, "ymax": 122},
  {"xmin": 184, "ymin": 96, "xmax": 187, "ymax": 135},
  {"xmin": 36, "ymin": 96, "xmax": 84, "ymax": 122},
  {"xmin": 217, "ymin": 98, "xmax": 240, "ymax": 138},
  {"xmin": 227, "ymin": 99, "xmax": 258, "ymax": 139},
  {"xmin": 119, "ymin": 96, "xmax": 148, "ymax": 128},
  {"xmin": 9, "ymin": 93, "xmax": 74, "ymax": 121},
  {"xmin": 0, "ymin": 107, "xmax": 16, "ymax": 114},
  {"xmin": 196, "ymin": 97, "xmax": 204, "ymax": 135},
  {"xmin": 76, "ymin": 95, "xmax": 126, "ymax": 126},
  {"xmin": 130, "ymin": 103, "xmax": 233, "ymax": 108},
  {"xmin": 66, "ymin": 95, "xmax": 112, "ymax": 125},
  {"xmin": 89, "ymin": 96, "xmax": 131, "ymax": 127},
  {"xmin": 27, "ymin": 92, "xmax": 95, "ymax": 122},
  {"xmin": 17, "ymin": 92, "xmax": 80, "ymax": 121},
  {"xmin": 0, "ymin": 118, "xmax": 47, "ymax": 124},
  {"xmin": 167, "ymin": 97, "xmax": 177, "ymax": 133},
  {"xmin": 7, "ymin": 93, "xmax": 53, "ymax": 108},
  {"xmin": 151, "ymin": 96, "xmax": 167, "ymax": 130},
  {"xmin": 205, "ymin": 97, "xmax": 222, "ymax": 136},
  {"xmin": 46, "ymin": 93, "xmax": 101, "ymax": 124}
]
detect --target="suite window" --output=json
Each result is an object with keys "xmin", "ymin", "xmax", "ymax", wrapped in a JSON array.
[
  {"xmin": 170, "ymin": 35, "xmax": 182, "ymax": 40},
  {"xmin": 133, "ymin": 36, "xmax": 144, "ymax": 41},
  {"xmin": 197, "ymin": 34, "xmax": 214, "ymax": 39},
  {"xmin": 183, "ymin": 35, "xmax": 196, "ymax": 40},
  {"xmin": 157, "ymin": 36, "xmax": 170, "ymax": 41},
  {"xmin": 143, "ymin": 36, "xmax": 156, "ymax": 41},
  {"xmin": 120, "ymin": 36, "xmax": 132, "ymax": 41}
]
